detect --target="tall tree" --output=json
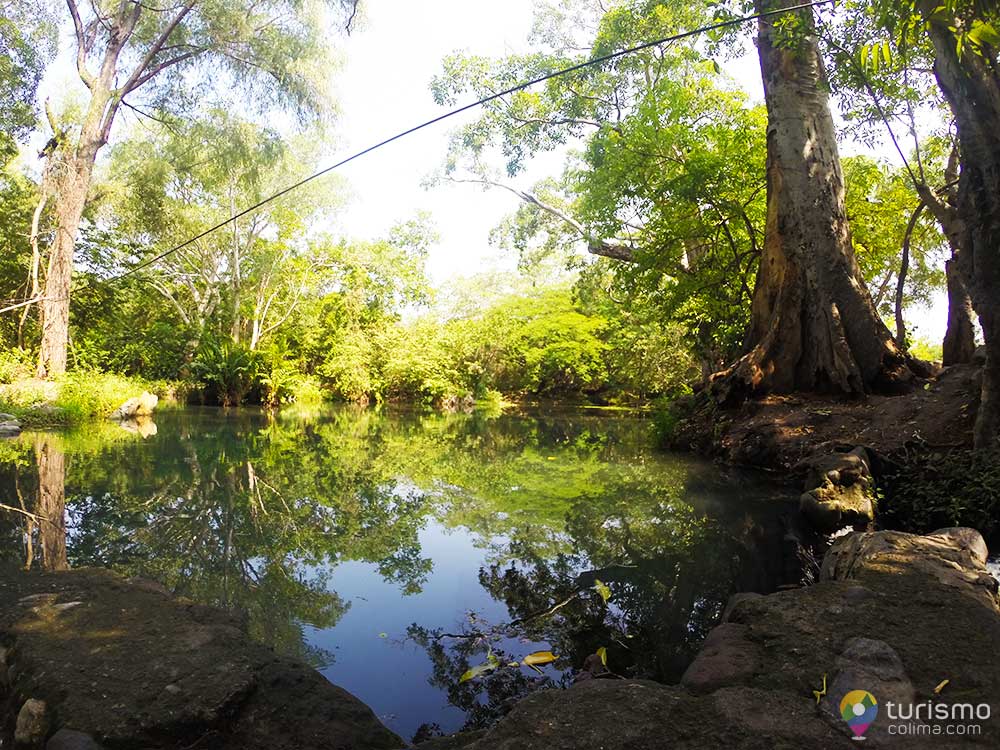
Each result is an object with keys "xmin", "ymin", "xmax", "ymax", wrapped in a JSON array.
[
  {"xmin": 910, "ymin": 0, "xmax": 1000, "ymax": 448},
  {"xmin": 711, "ymin": 0, "xmax": 915, "ymax": 402},
  {"xmin": 824, "ymin": 3, "xmax": 977, "ymax": 364},
  {"xmin": 34, "ymin": 0, "xmax": 358, "ymax": 378}
]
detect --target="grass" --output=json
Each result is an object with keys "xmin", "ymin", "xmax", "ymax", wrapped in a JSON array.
[{"xmin": 0, "ymin": 371, "xmax": 181, "ymax": 427}]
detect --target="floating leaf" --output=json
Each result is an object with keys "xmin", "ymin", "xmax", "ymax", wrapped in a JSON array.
[
  {"xmin": 523, "ymin": 650, "xmax": 559, "ymax": 667},
  {"xmin": 459, "ymin": 662, "xmax": 496, "ymax": 683},
  {"xmin": 594, "ymin": 579, "xmax": 612, "ymax": 603},
  {"xmin": 596, "ymin": 646, "xmax": 608, "ymax": 666},
  {"xmin": 378, "ymin": 632, "xmax": 388, "ymax": 638}
]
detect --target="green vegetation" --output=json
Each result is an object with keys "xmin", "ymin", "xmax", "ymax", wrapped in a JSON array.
[
  {"xmin": 0, "ymin": 0, "xmax": 996, "ymax": 440},
  {"xmin": 0, "ymin": 370, "xmax": 175, "ymax": 426}
]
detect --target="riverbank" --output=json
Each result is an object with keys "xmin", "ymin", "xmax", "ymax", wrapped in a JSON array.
[
  {"xmin": 0, "ymin": 374, "xmax": 181, "ymax": 427},
  {"xmin": 662, "ymin": 362, "xmax": 1000, "ymax": 541}
]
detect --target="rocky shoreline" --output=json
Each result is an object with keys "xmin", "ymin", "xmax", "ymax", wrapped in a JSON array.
[{"xmin": 3, "ymin": 526, "xmax": 998, "ymax": 748}]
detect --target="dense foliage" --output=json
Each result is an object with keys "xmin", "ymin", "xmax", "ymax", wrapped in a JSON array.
[{"xmin": 0, "ymin": 0, "xmax": 985, "ymax": 410}]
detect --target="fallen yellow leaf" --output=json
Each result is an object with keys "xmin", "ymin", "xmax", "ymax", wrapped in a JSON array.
[{"xmin": 522, "ymin": 650, "xmax": 558, "ymax": 667}]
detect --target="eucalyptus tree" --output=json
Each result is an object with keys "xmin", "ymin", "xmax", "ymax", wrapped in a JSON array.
[{"xmin": 34, "ymin": 0, "xmax": 359, "ymax": 378}]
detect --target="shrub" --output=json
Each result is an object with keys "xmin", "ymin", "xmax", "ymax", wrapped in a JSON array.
[
  {"xmin": 0, "ymin": 349, "xmax": 34, "ymax": 384},
  {"xmin": 191, "ymin": 340, "xmax": 265, "ymax": 407},
  {"xmin": 880, "ymin": 448, "xmax": 1000, "ymax": 541}
]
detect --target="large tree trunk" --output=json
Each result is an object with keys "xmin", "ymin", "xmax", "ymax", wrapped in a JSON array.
[
  {"xmin": 918, "ymin": 3, "xmax": 1000, "ymax": 449},
  {"xmin": 712, "ymin": 0, "xmax": 912, "ymax": 403},
  {"xmin": 943, "ymin": 256, "xmax": 977, "ymax": 366}
]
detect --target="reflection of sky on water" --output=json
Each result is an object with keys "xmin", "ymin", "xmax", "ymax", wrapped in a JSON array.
[{"xmin": 0, "ymin": 406, "xmax": 798, "ymax": 743}]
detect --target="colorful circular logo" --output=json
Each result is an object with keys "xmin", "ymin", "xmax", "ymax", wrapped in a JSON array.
[{"xmin": 840, "ymin": 690, "xmax": 878, "ymax": 740}]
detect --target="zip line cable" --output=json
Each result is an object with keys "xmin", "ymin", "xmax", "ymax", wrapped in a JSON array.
[{"xmin": 109, "ymin": 0, "xmax": 834, "ymax": 283}]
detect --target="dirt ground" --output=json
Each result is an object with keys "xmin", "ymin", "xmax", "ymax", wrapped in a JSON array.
[{"xmin": 671, "ymin": 364, "xmax": 981, "ymax": 473}]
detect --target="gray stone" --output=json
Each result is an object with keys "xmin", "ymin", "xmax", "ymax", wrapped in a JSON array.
[
  {"xmin": 0, "ymin": 419, "xmax": 22, "ymax": 436},
  {"xmin": 15, "ymin": 698, "xmax": 49, "ymax": 748},
  {"xmin": 821, "ymin": 638, "xmax": 917, "ymax": 744},
  {"xmin": 46, "ymin": 730, "xmax": 104, "ymax": 750}
]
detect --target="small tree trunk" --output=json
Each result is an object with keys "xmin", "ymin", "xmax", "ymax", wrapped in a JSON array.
[
  {"xmin": 943, "ymin": 256, "xmax": 976, "ymax": 366},
  {"xmin": 712, "ymin": 0, "xmax": 912, "ymax": 403},
  {"xmin": 918, "ymin": 2, "xmax": 1000, "ymax": 449}
]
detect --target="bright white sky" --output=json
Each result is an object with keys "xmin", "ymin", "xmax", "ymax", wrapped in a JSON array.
[{"xmin": 30, "ymin": 0, "xmax": 950, "ymax": 343}]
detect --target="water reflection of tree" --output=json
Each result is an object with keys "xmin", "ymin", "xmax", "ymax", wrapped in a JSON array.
[{"xmin": 0, "ymin": 407, "xmax": 800, "ymax": 736}]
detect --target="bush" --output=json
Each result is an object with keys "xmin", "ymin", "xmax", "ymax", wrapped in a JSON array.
[
  {"xmin": 0, "ymin": 348, "xmax": 34, "ymax": 384},
  {"xmin": 880, "ymin": 448, "xmax": 1000, "ymax": 541},
  {"xmin": 191, "ymin": 339, "xmax": 265, "ymax": 406}
]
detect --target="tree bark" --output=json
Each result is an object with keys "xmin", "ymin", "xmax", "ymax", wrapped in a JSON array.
[
  {"xmin": 711, "ymin": 0, "xmax": 912, "ymax": 404},
  {"xmin": 36, "ymin": 76, "xmax": 114, "ymax": 378},
  {"xmin": 943, "ymin": 256, "xmax": 977, "ymax": 366},
  {"xmin": 917, "ymin": 2, "xmax": 1000, "ymax": 449}
]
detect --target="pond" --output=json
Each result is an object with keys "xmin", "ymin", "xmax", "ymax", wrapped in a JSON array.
[{"xmin": 0, "ymin": 405, "xmax": 802, "ymax": 742}]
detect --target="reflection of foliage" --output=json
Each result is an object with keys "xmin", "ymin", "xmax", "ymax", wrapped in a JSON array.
[
  {"xmin": 407, "ymin": 621, "xmax": 562, "ymax": 733},
  {"xmin": 0, "ymin": 406, "xmax": 799, "ymax": 732}
]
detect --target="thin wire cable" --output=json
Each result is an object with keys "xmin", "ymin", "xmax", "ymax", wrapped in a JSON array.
[{"xmin": 111, "ymin": 0, "xmax": 834, "ymax": 282}]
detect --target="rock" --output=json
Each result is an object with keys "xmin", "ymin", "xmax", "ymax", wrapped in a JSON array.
[
  {"xmin": 821, "ymin": 528, "xmax": 998, "ymax": 607},
  {"xmin": 0, "ymin": 418, "xmax": 22, "ymax": 437},
  {"xmin": 820, "ymin": 638, "xmax": 916, "ymax": 744},
  {"xmin": 0, "ymin": 568, "xmax": 403, "ymax": 750},
  {"xmin": 0, "ymin": 412, "xmax": 18, "ymax": 421},
  {"xmin": 721, "ymin": 592, "xmax": 762, "ymax": 622},
  {"xmin": 680, "ymin": 623, "xmax": 761, "ymax": 694},
  {"xmin": 109, "ymin": 392, "xmax": 158, "ymax": 421},
  {"xmin": 973, "ymin": 345, "xmax": 987, "ymax": 365},
  {"xmin": 46, "ymin": 729, "xmax": 104, "ymax": 750},
  {"xmin": 798, "ymin": 446, "xmax": 876, "ymax": 531},
  {"xmin": 15, "ymin": 698, "xmax": 49, "ymax": 748},
  {"xmin": 929, "ymin": 526, "xmax": 989, "ymax": 566}
]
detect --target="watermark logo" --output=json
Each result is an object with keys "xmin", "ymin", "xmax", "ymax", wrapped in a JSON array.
[{"xmin": 840, "ymin": 689, "xmax": 878, "ymax": 741}]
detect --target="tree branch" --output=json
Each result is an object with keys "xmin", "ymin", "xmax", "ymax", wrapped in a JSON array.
[
  {"xmin": 67, "ymin": 0, "xmax": 96, "ymax": 88},
  {"xmin": 121, "ymin": 1, "xmax": 197, "ymax": 95},
  {"xmin": 447, "ymin": 176, "xmax": 636, "ymax": 262}
]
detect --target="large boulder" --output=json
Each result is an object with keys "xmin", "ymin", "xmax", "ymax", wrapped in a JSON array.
[
  {"xmin": 0, "ymin": 568, "xmax": 402, "ymax": 750},
  {"xmin": 109, "ymin": 392, "xmax": 158, "ymax": 421}
]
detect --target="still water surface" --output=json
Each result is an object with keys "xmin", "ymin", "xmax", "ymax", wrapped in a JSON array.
[{"xmin": 0, "ymin": 406, "xmax": 799, "ymax": 741}]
